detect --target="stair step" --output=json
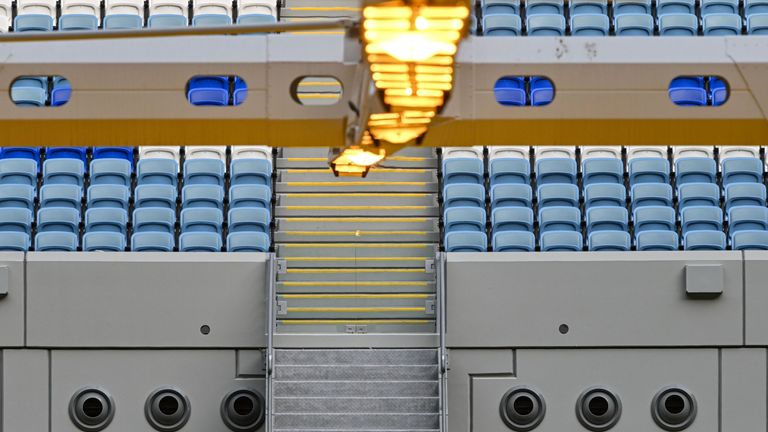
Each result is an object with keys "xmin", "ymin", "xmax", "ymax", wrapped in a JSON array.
[
  {"xmin": 276, "ymin": 294, "xmax": 436, "ymax": 319},
  {"xmin": 277, "ymin": 268, "xmax": 436, "ymax": 282},
  {"xmin": 276, "ymin": 181, "xmax": 438, "ymax": 193},
  {"xmin": 274, "ymin": 380, "xmax": 439, "ymax": 397},
  {"xmin": 275, "ymin": 205, "xmax": 440, "ymax": 217},
  {"xmin": 274, "ymin": 430, "xmax": 439, "ymax": 432},
  {"xmin": 280, "ymin": 147, "xmax": 436, "ymax": 159},
  {"xmin": 276, "ymin": 319, "xmax": 436, "ymax": 333},
  {"xmin": 277, "ymin": 193, "xmax": 438, "ymax": 207},
  {"xmin": 274, "ymin": 365, "xmax": 439, "ymax": 381},
  {"xmin": 278, "ymin": 169, "xmax": 437, "ymax": 183},
  {"xmin": 273, "ymin": 397, "xmax": 440, "ymax": 414},
  {"xmin": 275, "ymin": 230, "xmax": 440, "ymax": 243},
  {"xmin": 275, "ymin": 349, "xmax": 438, "ymax": 365},
  {"xmin": 273, "ymin": 413, "xmax": 440, "ymax": 429},
  {"xmin": 276, "ymin": 217, "xmax": 439, "ymax": 232},
  {"xmin": 278, "ymin": 244, "xmax": 438, "ymax": 258},
  {"xmin": 278, "ymin": 156, "xmax": 437, "ymax": 169},
  {"xmin": 277, "ymin": 280, "xmax": 436, "ymax": 294}
]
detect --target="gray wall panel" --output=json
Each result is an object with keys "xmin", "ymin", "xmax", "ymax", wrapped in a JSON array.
[
  {"xmin": 744, "ymin": 251, "xmax": 768, "ymax": 345},
  {"xmin": 0, "ymin": 253, "xmax": 26, "ymax": 346},
  {"xmin": 3, "ymin": 349, "xmax": 49, "ymax": 432},
  {"xmin": 721, "ymin": 348, "xmax": 767, "ymax": 431}
]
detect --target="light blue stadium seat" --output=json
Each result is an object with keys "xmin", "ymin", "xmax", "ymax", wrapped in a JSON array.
[
  {"xmin": 93, "ymin": 147, "xmax": 134, "ymax": 164},
  {"xmin": 732, "ymin": 231, "xmax": 768, "ymax": 250},
  {"xmin": 103, "ymin": 14, "xmax": 144, "ymax": 29},
  {"xmin": 59, "ymin": 14, "xmax": 99, "ymax": 30},
  {"xmin": 83, "ymin": 232, "xmax": 126, "ymax": 251},
  {"xmin": 483, "ymin": 14, "xmax": 523, "ymax": 36},
  {"xmin": 42, "ymin": 159, "xmax": 84, "ymax": 187},
  {"xmin": 614, "ymin": 0, "xmax": 652, "ymax": 14},
  {"xmin": 725, "ymin": 183, "xmax": 766, "ymax": 210},
  {"xmin": 148, "ymin": 14, "xmax": 188, "ymax": 28},
  {"xmin": 180, "ymin": 208, "xmax": 223, "ymax": 233},
  {"xmin": 703, "ymin": 14, "xmax": 743, "ymax": 35},
  {"xmin": 571, "ymin": 14, "xmax": 610, "ymax": 35},
  {"xmin": 444, "ymin": 207, "xmax": 486, "ymax": 233},
  {"xmin": 634, "ymin": 206, "xmax": 676, "ymax": 232},
  {"xmin": 658, "ymin": 0, "xmax": 695, "ymax": 14},
  {"xmin": 0, "ymin": 208, "xmax": 33, "ymax": 235},
  {"xmin": 538, "ymin": 206, "xmax": 581, "ymax": 232},
  {"xmin": 615, "ymin": 14, "xmax": 655, "ymax": 35},
  {"xmin": 491, "ymin": 207, "xmax": 534, "ymax": 232},
  {"xmin": 0, "ymin": 184, "xmax": 35, "ymax": 211},
  {"xmin": 132, "ymin": 232, "xmax": 175, "ymax": 252},
  {"xmin": 668, "ymin": 77, "xmax": 707, "ymax": 106},
  {"xmin": 746, "ymin": 0, "xmax": 768, "ymax": 15},
  {"xmin": 188, "ymin": 76, "xmax": 230, "ymax": 106},
  {"xmin": 628, "ymin": 158, "xmax": 670, "ymax": 185},
  {"xmin": 35, "ymin": 232, "xmax": 79, "ymax": 251},
  {"xmin": 730, "ymin": 207, "xmax": 768, "ymax": 249},
  {"xmin": 659, "ymin": 14, "xmax": 699, "ymax": 36},
  {"xmin": 525, "ymin": 0, "xmax": 564, "ymax": 14},
  {"xmin": 535, "ymin": 158, "xmax": 577, "ymax": 185},
  {"xmin": 227, "ymin": 232, "xmax": 270, "ymax": 252},
  {"xmin": 182, "ymin": 185, "xmax": 225, "ymax": 209},
  {"xmin": 586, "ymin": 206, "xmax": 629, "ymax": 232},
  {"xmin": 570, "ymin": 0, "xmax": 608, "ymax": 14},
  {"xmin": 133, "ymin": 207, "xmax": 176, "ymax": 234},
  {"xmin": 137, "ymin": 158, "xmax": 179, "ymax": 186},
  {"xmin": 684, "ymin": 230, "xmax": 727, "ymax": 250},
  {"xmin": 588, "ymin": 231, "xmax": 632, "ymax": 251},
  {"xmin": 489, "ymin": 158, "xmax": 530, "ymax": 185},
  {"xmin": 233, "ymin": 77, "xmax": 248, "ymax": 106},
  {"xmin": 709, "ymin": 77, "xmax": 728, "ymax": 105},
  {"xmin": 236, "ymin": 14, "xmax": 277, "ymax": 25},
  {"xmin": 530, "ymin": 77, "xmax": 554, "ymax": 106},
  {"xmin": 179, "ymin": 232, "xmax": 222, "ymax": 252},
  {"xmin": 40, "ymin": 184, "xmax": 82, "ymax": 209},
  {"xmin": 50, "ymin": 77, "xmax": 71, "ymax": 107},
  {"xmin": 483, "ymin": 0, "xmax": 520, "ymax": 14},
  {"xmin": 582, "ymin": 158, "xmax": 623, "ymax": 185},
  {"xmin": 442, "ymin": 158, "xmax": 484, "ymax": 185},
  {"xmin": 46, "ymin": 147, "xmax": 87, "ymax": 163},
  {"xmin": 702, "ymin": 0, "xmax": 739, "ymax": 14},
  {"xmin": 0, "ymin": 232, "xmax": 31, "ymax": 251},
  {"xmin": 229, "ymin": 207, "xmax": 270, "ymax": 234},
  {"xmin": 584, "ymin": 183, "xmax": 626, "ymax": 209},
  {"xmin": 229, "ymin": 184, "xmax": 272, "ymax": 209},
  {"xmin": 722, "ymin": 157, "xmax": 763, "ymax": 185},
  {"xmin": 87, "ymin": 184, "xmax": 130, "ymax": 210},
  {"xmin": 445, "ymin": 231, "xmax": 488, "ymax": 252},
  {"xmin": 1, "ymin": 147, "xmax": 41, "ymax": 164},
  {"xmin": 231, "ymin": 158, "xmax": 272, "ymax": 186},
  {"xmin": 537, "ymin": 184, "xmax": 579, "ymax": 208},
  {"xmin": 490, "ymin": 184, "xmax": 533, "ymax": 208},
  {"xmin": 636, "ymin": 230, "xmax": 680, "ymax": 251},
  {"xmin": 14, "ymin": 15, "xmax": 54, "ymax": 32},
  {"xmin": 678, "ymin": 183, "xmax": 720, "ymax": 209},
  {"xmin": 10, "ymin": 77, "xmax": 48, "ymax": 107},
  {"xmin": 90, "ymin": 159, "xmax": 132, "ymax": 186},
  {"xmin": 192, "ymin": 14, "xmax": 233, "ymax": 26},
  {"xmin": 748, "ymin": 14, "xmax": 768, "ymax": 34},
  {"xmin": 492, "ymin": 231, "xmax": 536, "ymax": 252},
  {"xmin": 540, "ymin": 231, "xmax": 583, "ymax": 251},
  {"xmin": 85, "ymin": 208, "xmax": 128, "ymax": 234},
  {"xmin": 184, "ymin": 159, "xmax": 226, "ymax": 187},
  {"xmin": 675, "ymin": 157, "xmax": 717, "ymax": 185},
  {"xmin": 0, "ymin": 159, "xmax": 38, "ymax": 186},
  {"xmin": 444, "ymin": 184, "xmax": 486, "ymax": 208},
  {"xmin": 135, "ymin": 184, "xmax": 177, "ymax": 209},
  {"xmin": 631, "ymin": 183, "xmax": 674, "ymax": 209},
  {"xmin": 37, "ymin": 207, "xmax": 80, "ymax": 234},
  {"xmin": 681, "ymin": 206, "xmax": 723, "ymax": 233}
]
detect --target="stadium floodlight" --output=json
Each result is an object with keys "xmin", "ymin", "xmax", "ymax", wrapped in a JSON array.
[{"xmin": 330, "ymin": 0, "xmax": 470, "ymax": 176}]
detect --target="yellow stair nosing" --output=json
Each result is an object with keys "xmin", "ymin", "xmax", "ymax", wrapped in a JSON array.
[
  {"xmin": 287, "ymin": 307, "xmax": 427, "ymax": 313},
  {"xmin": 281, "ymin": 294, "xmax": 431, "ymax": 299}
]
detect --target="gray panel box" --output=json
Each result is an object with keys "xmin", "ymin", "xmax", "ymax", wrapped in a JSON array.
[{"xmin": 0, "ymin": 252, "xmax": 26, "ymax": 346}]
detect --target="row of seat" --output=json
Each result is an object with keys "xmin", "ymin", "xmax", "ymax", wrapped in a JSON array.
[{"xmin": 478, "ymin": 0, "xmax": 768, "ymax": 36}]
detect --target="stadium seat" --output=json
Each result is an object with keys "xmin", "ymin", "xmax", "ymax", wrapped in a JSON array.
[
  {"xmin": 658, "ymin": 0, "xmax": 695, "ymax": 14},
  {"xmin": 613, "ymin": 0, "xmax": 651, "ymax": 14},
  {"xmin": 11, "ymin": 77, "xmax": 48, "ymax": 106},
  {"xmin": 140, "ymin": 146, "xmax": 181, "ymax": 162},
  {"xmin": 536, "ymin": 146, "xmax": 575, "ymax": 160},
  {"xmin": 40, "ymin": 184, "xmax": 82, "ymax": 209},
  {"xmin": 445, "ymin": 231, "xmax": 488, "ymax": 252},
  {"xmin": 187, "ymin": 76, "xmax": 230, "ymax": 106},
  {"xmin": 233, "ymin": 77, "xmax": 248, "ymax": 105},
  {"xmin": 709, "ymin": 77, "xmax": 729, "ymax": 105},
  {"xmin": 681, "ymin": 206, "xmax": 723, "ymax": 233},
  {"xmin": 745, "ymin": 0, "xmax": 768, "ymax": 15},
  {"xmin": 677, "ymin": 183, "xmax": 720, "ymax": 209},
  {"xmin": 182, "ymin": 184, "xmax": 225, "ymax": 209},
  {"xmin": 748, "ymin": 14, "xmax": 768, "ymax": 34},
  {"xmin": 722, "ymin": 157, "xmax": 763, "ymax": 185},
  {"xmin": 631, "ymin": 183, "xmax": 674, "ymax": 209},
  {"xmin": 444, "ymin": 207, "xmax": 486, "ymax": 232},
  {"xmin": 482, "ymin": 0, "xmax": 520, "ymax": 14},
  {"xmin": 46, "ymin": 147, "xmax": 87, "ymax": 163},
  {"xmin": 1, "ymin": 147, "xmax": 41, "ymax": 164},
  {"xmin": 703, "ymin": 14, "xmax": 743, "ymax": 35},
  {"xmin": 192, "ymin": 0, "xmax": 233, "ymax": 26},
  {"xmin": 37, "ymin": 207, "xmax": 80, "ymax": 234},
  {"xmin": 229, "ymin": 184, "xmax": 272, "ymax": 209},
  {"xmin": 588, "ymin": 231, "xmax": 632, "ymax": 251},
  {"xmin": 490, "ymin": 184, "xmax": 533, "ymax": 208},
  {"xmin": 538, "ymin": 206, "xmax": 581, "ymax": 233},
  {"xmin": 0, "ymin": 184, "xmax": 35, "ymax": 211},
  {"xmin": 675, "ymin": 157, "xmax": 717, "ymax": 185},
  {"xmin": 103, "ymin": 0, "xmax": 144, "ymax": 29},
  {"xmin": 90, "ymin": 159, "xmax": 132, "ymax": 187},
  {"xmin": 684, "ymin": 230, "xmax": 727, "ymax": 250},
  {"xmin": 489, "ymin": 146, "xmax": 530, "ymax": 160},
  {"xmin": 669, "ymin": 77, "xmax": 707, "ymax": 106},
  {"xmin": 615, "ymin": 14, "xmax": 655, "ymax": 36},
  {"xmin": 732, "ymin": 231, "xmax": 768, "ymax": 250},
  {"xmin": 491, "ymin": 207, "xmax": 534, "ymax": 232},
  {"xmin": 93, "ymin": 147, "xmax": 134, "ymax": 164},
  {"xmin": 147, "ymin": 0, "xmax": 189, "ymax": 27},
  {"xmin": 584, "ymin": 183, "xmax": 626, "ymax": 209},
  {"xmin": 586, "ymin": 206, "xmax": 629, "ymax": 232},
  {"xmin": 540, "ymin": 231, "xmax": 583, "ymax": 251},
  {"xmin": 85, "ymin": 207, "xmax": 128, "ymax": 234},
  {"xmin": 725, "ymin": 183, "xmax": 767, "ymax": 210},
  {"xmin": 0, "ymin": 208, "xmax": 33, "ymax": 236},
  {"xmin": 59, "ymin": 0, "xmax": 101, "ymax": 30},
  {"xmin": 675, "ymin": 146, "xmax": 713, "ymax": 159},
  {"xmin": 228, "ymin": 207, "xmax": 271, "ymax": 233},
  {"xmin": 729, "ymin": 206, "xmax": 768, "ymax": 233},
  {"xmin": 659, "ymin": 14, "xmax": 699, "ymax": 36},
  {"xmin": 493, "ymin": 76, "xmax": 526, "ymax": 105},
  {"xmin": 0, "ymin": 159, "xmax": 38, "ymax": 186},
  {"xmin": 132, "ymin": 231, "xmax": 175, "ymax": 252},
  {"xmin": 231, "ymin": 158, "xmax": 272, "ymax": 186},
  {"xmin": 443, "ymin": 158, "xmax": 484, "ymax": 186},
  {"xmin": 180, "ymin": 208, "xmax": 223, "ymax": 233},
  {"xmin": 582, "ymin": 146, "xmax": 622, "ymax": 160},
  {"xmin": 137, "ymin": 159, "xmax": 179, "ymax": 186},
  {"xmin": 35, "ymin": 231, "xmax": 79, "ymax": 251},
  {"xmin": 237, "ymin": 12, "xmax": 276, "ymax": 24},
  {"xmin": 535, "ymin": 158, "xmax": 577, "ymax": 185},
  {"xmin": 570, "ymin": 0, "xmax": 607, "ymax": 14},
  {"xmin": 526, "ymin": 14, "xmax": 566, "ymax": 36},
  {"xmin": 702, "ymin": 0, "xmax": 738, "ymax": 14},
  {"xmin": 135, "ymin": 184, "xmax": 177, "ymax": 210},
  {"xmin": 537, "ymin": 184, "xmax": 579, "ymax": 208},
  {"xmin": 571, "ymin": 14, "xmax": 610, "ymax": 35},
  {"xmin": 489, "ymin": 158, "xmax": 530, "ymax": 185},
  {"xmin": 14, "ymin": 0, "xmax": 56, "ymax": 31},
  {"xmin": 582, "ymin": 158, "xmax": 623, "ymax": 185},
  {"xmin": 50, "ymin": 77, "xmax": 72, "ymax": 106},
  {"xmin": 444, "ymin": 184, "xmax": 486, "ymax": 208},
  {"xmin": 42, "ymin": 159, "xmax": 85, "ymax": 187},
  {"xmin": 483, "ymin": 14, "xmax": 523, "ymax": 36},
  {"xmin": 87, "ymin": 184, "xmax": 130, "ymax": 210},
  {"xmin": 634, "ymin": 206, "xmax": 676, "ymax": 232},
  {"xmin": 83, "ymin": 232, "xmax": 127, "ymax": 251},
  {"xmin": 186, "ymin": 146, "xmax": 226, "ymax": 161},
  {"xmin": 492, "ymin": 231, "xmax": 536, "ymax": 252},
  {"xmin": 0, "ymin": 0, "xmax": 10, "ymax": 31},
  {"xmin": 530, "ymin": 77, "xmax": 554, "ymax": 106},
  {"xmin": 526, "ymin": 0, "xmax": 564, "ymax": 14},
  {"xmin": 227, "ymin": 232, "xmax": 270, "ymax": 252},
  {"xmin": 179, "ymin": 232, "xmax": 222, "ymax": 252},
  {"xmin": 133, "ymin": 207, "xmax": 176, "ymax": 234},
  {"xmin": 232, "ymin": 146, "xmax": 271, "ymax": 160},
  {"xmin": 636, "ymin": 230, "xmax": 680, "ymax": 251},
  {"xmin": 627, "ymin": 146, "xmax": 667, "ymax": 160},
  {"xmin": 236, "ymin": 0, "xmax": 278, "ymax": 23},
  {"xmin": 0, "ymin": 232, "xmax": 31, "ymax": 251}
]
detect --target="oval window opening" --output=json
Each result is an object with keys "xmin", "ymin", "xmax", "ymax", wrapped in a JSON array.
[
  {"xmin": 11, "ymin": 75, "xmax": 70, "ymax": 107},
  {"xmin": 186, "ymin": 75, "xmax": 247, "ymax": 106},
  {"xmin": 291, "ymin": 76, "xmax": 343, "ymax": 106},
  {"xmin": 494, "ymin": 76, "xmax": 554, "ymax": 107},
  {"xmin": 669, "ymin": 76, "xmax": 729, "ymax": 107}
]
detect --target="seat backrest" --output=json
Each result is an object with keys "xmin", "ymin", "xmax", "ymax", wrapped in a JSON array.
[
  {"xmin": 61, "ymin": 0, "xmax": 102, "ymax": 20},
  {"xmin": 701, "ymin": 0, "xmax": 739, "ymax": 14},
  {"xmin": 675, "ymin": 146, "xmax": 715, "ymax": 161},
  {"xmin": 193, "ymin": 0, "xmax": 232, "ymax": 16},
  {"xmin": 525, "ymin": 0, "xmax": 564, "ymax": 15},
  {"xmin": 237, "ymin": 0, "xmax": 277, "ymax": 17},
  {"xmin": 233, "ymin": 146, "xmax": 272, "ymax": 160},
  {"xmin": 443, "ymin": 147, "xmax": 483, "ymax": 159},
  {"xmin": 613, "ymin": 0, "xmax": 652, "ymax": 14},
  {"xmin": 488, "ymin": 146, "xmax": 529, "ymax": 160},
  {"xmin": 105, "ymin": 0, "xmax": 146, "ymax": 18},
  {"xmin": 627, "ymin": 146, "xmax": 667, "ymax": 160},
  {"xmin": 186, "ymin": 146, "xmax": 227, "ymax": 162},
  {"xmin": 581, "ymin": 146, "xmax": 621, "ymax": 160},
  {"xmin": 16, "ymin": 0, "xmax": 56, "ymax": 16},
  {"xmin": 570, "ymin": 0, "xmax": 608, "ymax": 14},
  {"xmin": 140, "ymin": 146, "xmax": 181, "ymax": 162},
  {"xmin": 0, "ymin": 0, "xmax": 13, "ymax": 30},
  {"xmin": 659, "ymin": 13, "xmax": 699, "ymax": 36},
  {"xmin": 614, "ymin": 13, "xmax": 655, "ymax": 35},
  {"xmin": 536, "ymin": 146, "xmax": 575, "ymax": 160},
  {"xmin": 149, "ymin": 0, "xmax": 189, "ymax": 16}
]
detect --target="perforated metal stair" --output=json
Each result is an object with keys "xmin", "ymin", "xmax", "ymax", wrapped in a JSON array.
[{"xmin": 274, "ymin": 147, "xmax": 440, "ymax": 334}]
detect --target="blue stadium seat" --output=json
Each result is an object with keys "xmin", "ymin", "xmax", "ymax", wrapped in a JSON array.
[
  {"xmin": 445, "ymin": 231, "xmax": 488, "ymax": 252},
  {"xmin": 483, "ymin": 0, "xmax": 520, "ymax": 14},
  {"xmin": 132, "ymin": 232, "xmax": 176, "ymax": 252},
  {"xmin": 614, "ymin": 0, "xmax": 652, "ymax": 14},
  {"xmin": 659, "ymin": 14, "xmax": 699, "ymax": 36},
  {"xmin": 530, "ymin": 77, "xmax": 554, "ymax": 106},
  {"xmin": 586, "ymin": 206, "xmax": 629, "ymax": 232},
  {"xmin": 634, "ymin": 206, "xmax": 676, "ymax": 232},
  {"xmin": 526, "ymin": 14, "xmax": 566, "ymax": 36},
  {"xmin": 442, "ymin": 158, "xmax": 484, "ymax": 185},
  {"xmin": 732, "ymin": 231, "xmax": 768, "ymax": 250},
  {"xmin": 588, "ymin": 231, "xmax": 632, "ymax": 251},
  {"xmin": 0, "ymin": 159, "xmax": 38, "ymax": 186},
  {"xmin": 535, "ymin": 158, "xmax": 577, "ymax": 185},
  {"xmin": 0, "ymin": 147, "xmax": 41, "ymax": 164},
  {"xmin": 40, "ymin": 184, "xmax": 82, "ymax": 209},
  {"xmin": 46, "ymin": 147, "xmax": 87, "ymax": 163},
  {"xmin": 229, "ymin": 207, "xmax": 271, "ymax": 234},
  {"xmin": 658, "ymin": 0, "xmax": 695, "ymax": 14},
  {"xmin": 103, "ymin": 14, "xmax": 144, "ymax": 29},
  {"xmin": 0, "ymin": 232, "xmax": 31, "ymax": 251},
  {"xmin": 93, "ymin": 147, "xmax": 134, "ymax": 164},
  {"xmin": 526, "ymin": 0, "xmax": 564, "ymax": 14},
  {"xmin": 83, "ymin": 232, "xmax": 127, "ymax": 251},
  {"xmin": 709, "ymin": 77, "xmax": 729, "ymax": 105},
  {"xmin": 483, "ymin": 14, "xmax": 523, "ymax": 36},
  {"xmin": 489, "ymin": 158, "xmax": 530, "ymax": 184},
  {"xmin": 570, "ymin": 0, "xmax": 608, "ymax": 14},
  {"xmin": 675, "ymin": 157, "xmax": 717, "ymax": 185},
  {"xmin": 725, "ymin": 183, "xmax": 766, "ymax": 210},
  {"xmin": 229, "ymin": 184, "xmax": 272, "ymax": 209},
  {"xmin": 636, "ymin": 231, "xmax": 680, "ymax": 251},
  {"xmin": 85, "ymin": 208, "xmax": 128, "ymax": 234},
  {"xmin": 135, "ymin": 184, "xmax": 178, "ymax": 209},
  {"xmin": 681, "ymin": 206, "xmax": 723, "ymax": 233},
  {"xmin": 538, "ymin": 206, "xmax": 581, "ymax": 233},
  {"xmin": 182, "ymin": 185, "xmax": 225, "ymax": 209},
  {"xmin": 133, "ymin": 207, "xmax": 176, "ymax": 235},
  {"xmin": 50, "ymin": 77, "xmax": 72, "ymax": 106},
  {"xmin": 37, "ymin": 207, "xmax": 80, "ymax": 234},
  {"xmin": 703, "ymin": 14, "xmax": 743, "ymax": 35},
  {"xmin": 236, "ymin": 14, "xmax": 277, "ymax": 25},
  {"xmin": 0, "ymin": 184, "xmax": 35, "ymax": 211},
  {"xmin": 43, "ymin": 158, "xmax": 85, "ymax": 187},
  {"xmin": 444, "ymin": 207, "xmax": 486, "ymax": 233},
  {"xmin": 722, "ymin": 157, "xmax": 763, "ymax": 185},
  {"xmin": 570, "ymin": 14, "xmax": 610, "ymax": 35},
  {"xmin": 230, "ymin": 158, "xmax": 273, "ymax": 186},
  {"xmin": 233, "ymin": 77, "xmax": 248, "ymax": 106},
  {"xmin": 491, "ymin": 207, "xmax": 534, "ymax": 232},
  {"xmin": 14, "ymin": 13, "xmax": 54, "ymax": 31},
  {"xmin": 148, "ymin": 14, "xmax": 188, "ymax": 27},
  {"xmin": 701, "ymin": 0, "xmax": 739, "ymax": 14},
  {"xmin": 540, "ymin": 231, "xmax": 583, "ymax": 251},
  {"xmin": 677, "ymin": 183, "xmax": 720, "ymax": 209},
  {"xmin": 615, "ymin": 14, "xmax": 655, "ymax": 36},
  {"xmin": 746, "ymin": 0, "xmax": 768, "ymax": 15},
  {"xmin": 227, "ymin": 232, "xmax": 270, "ymax": 252},
  {"xmin": 490, "ymin": 184, "xmax": 533, "ymax": 208},
  {"xmin": 684, "ymin": 230, "xmax": 727, "ymax": 250},
  {"xmin": 729, "ymin": 206, "xmax": 768, "ymax": 234},
  {"xmin": 59, "ymin": 14, "xmax": 98, "ymax": 30},
  {"xmin": 192, "ymin": 14, "xmax": 233, "ymax": 26},
  {"xmin": 628, "ymin": 158, "xmax": 670, "ymax": 185},
  {"xmin": 537, "ymin": 184, "xmax": 579, "ymax": 208},
  {"xmin": 668, "ymin": 77, "xmax": 707, "ymax": 106},
  {"xmin": 90, "ymin": 159, "xmax": 132, "ymax": 187},
  {"xmin": 179, "ymin": 232, "xmax": 222, "ymax": 252},
  {"xmin": 0, "ymin": 208, "xmax": 33, "ymax": 236},
  {"xmin": 582, "ymin": 158, "xmax": 623, "ymax": 185},
  {"xmin": 584, "ymin": 183, "xmax": 626, "ymax": 209},
  {"xmin": 747, "ymin": 14, "xmax": 768, "ymax": 34},
  {"xmin": 35, "ymin": 231, "xmax": 79, "ymax": 251},
  {"xmin": 444, "ymin": 184, "xmax": 486, "ymax": 208},
  {"xmin": 180, "ymin": 208, "xmax": 223, "ymax": 233},
  {"xmin": 137, "ymin": 158, "xmax": 179, "ymax": 186},
  {"xmin": 184, "ymin": 159, "xmax": 226, "ymax": 187},
  {"xmin": 187, "ymin": 76, "xmax": 230, "ymax": 106},
  {"xmin": 87, "ymin": 184, "xmax": 130, "ymax": 210},
  {"xmin": 492, "ymin": 231, "xmax": 536, "ymax": 252},
  {"xmin": 10, "ymin": 77, "xmax": 47, "ymax": 106}
]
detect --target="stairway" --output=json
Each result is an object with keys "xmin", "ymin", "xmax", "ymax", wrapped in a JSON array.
[
  {"xmin": 272, "ymin": 348, "xmax": 441, "ymax": 432},
  {"xmin": 274, "ymin": 147, "xmax": 440, "ymax": 334}
]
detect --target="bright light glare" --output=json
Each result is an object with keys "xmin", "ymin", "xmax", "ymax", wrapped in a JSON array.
[{"xmin": 368, "ymin": 32, "xmax": 457, "ymax": 62}]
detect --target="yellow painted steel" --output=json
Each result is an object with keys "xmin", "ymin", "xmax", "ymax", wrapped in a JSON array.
[
  {"xmin": 283, "ymin": 205, "xmax": 429, "ymax": 210},
  {"xmin": 281, "ymin": 294, "xmax": 431, "ymax": 298},
  {"xmin": 287, "ymin": 307, "xmax": 426, "ymax": 312},
  {"xmin": 280, "ymin": 281, "xmax": 430, "ymax": 286},
  {"xmin": 280, "ymin": 230, "xmax": 431, "ymax": 235},
  {"xmin": 282, "ymin": 217, "xmax": 429, "ymax": 222},
  {"xmin": 286, "ymin": 268, "xmax": 426, "ymax": 273},
  {"xmin": 279, "ymin": 319, "xmax": 431, "ymax": 324}
]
